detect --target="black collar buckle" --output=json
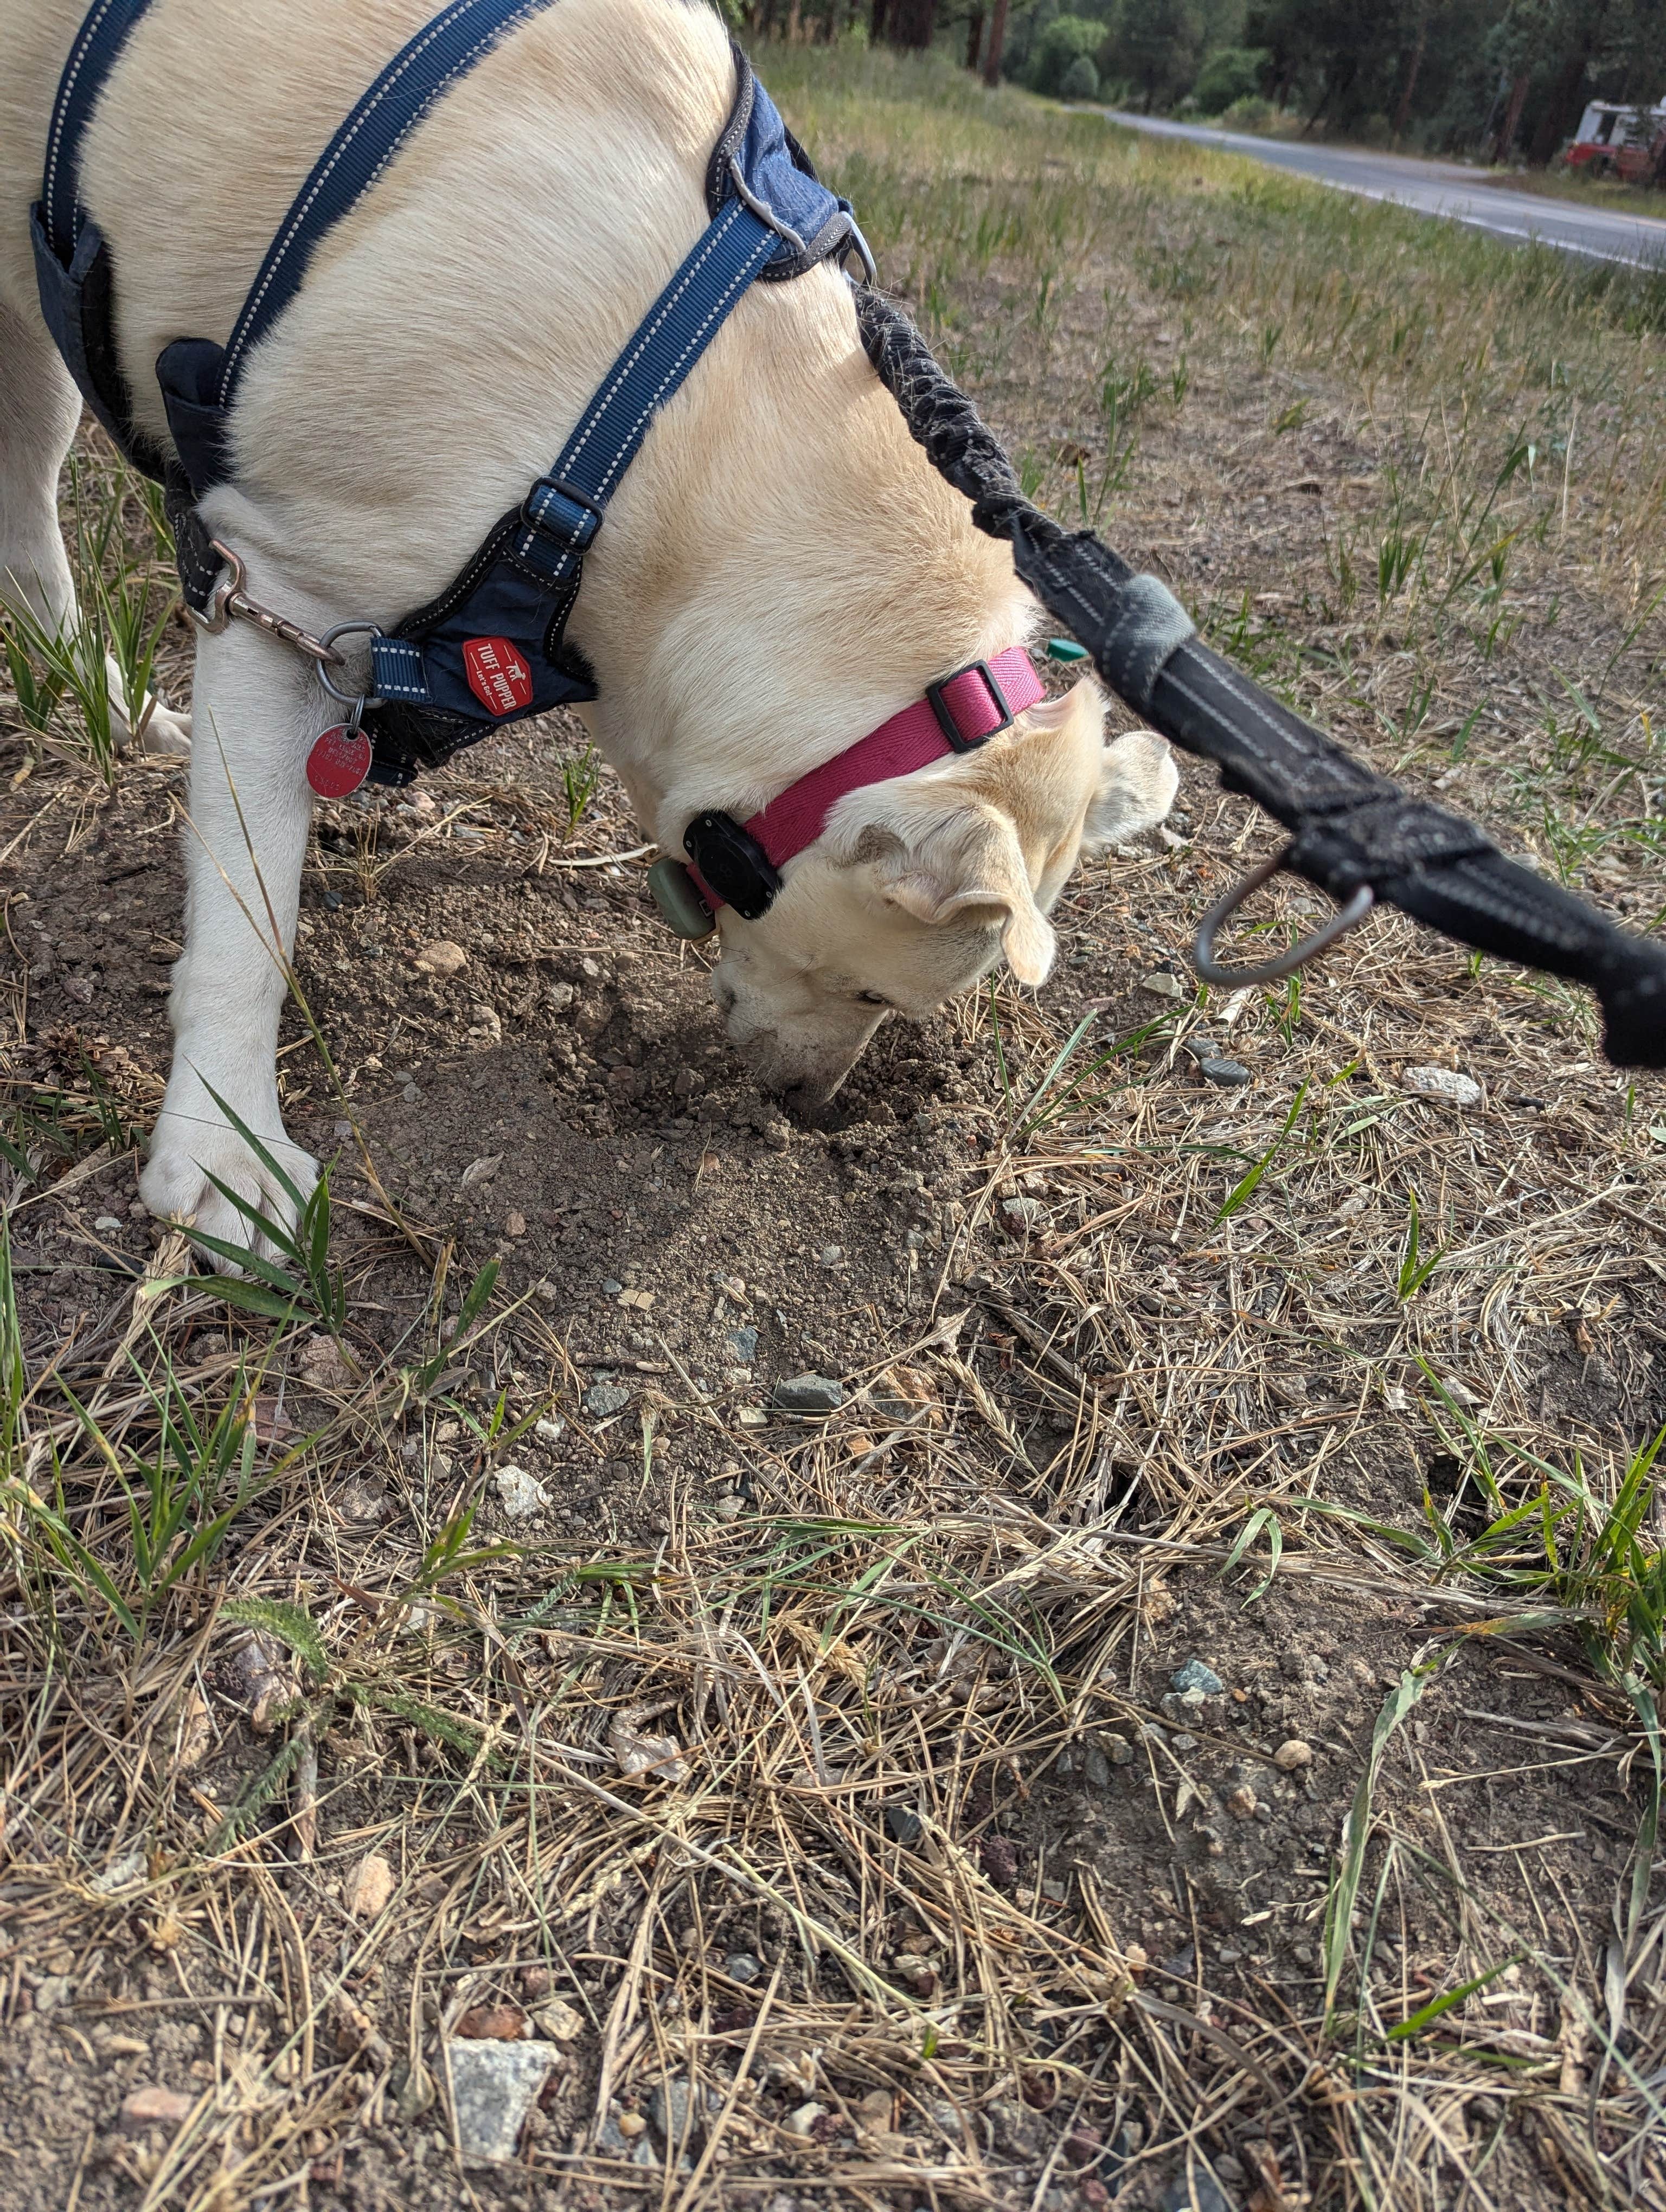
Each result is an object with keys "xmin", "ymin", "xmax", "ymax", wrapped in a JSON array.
[{"xmin": 926, "ymin": 658, "xmax": 1014, "ymax": 753}]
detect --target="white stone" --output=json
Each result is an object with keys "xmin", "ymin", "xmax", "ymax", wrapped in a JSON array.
[
  {"xmin": 447, "ymin": 2039, "xmax": 560, "ymax": 2162},
  {"xmin": 1402, "ymin": 1065, "xmax": 1482, "ymax": 1106},
  {"xmin": 494, "ymin": 1464, "xmax": 549, "ymax": 1519}
]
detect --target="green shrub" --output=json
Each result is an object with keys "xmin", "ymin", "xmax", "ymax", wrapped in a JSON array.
[
  {"xmin": 1193, "ymin": 46, "xmax": 1268, "ymax": 117},
  {"xmin": 1060, "ymin": 54, "xmax": 1101, "ymax": 101},
  {"xmin": 1026, "ymin": 16, "xmax": 1106, "ymax": 99},
  {"xmin": 1221, "ymin": 93, "xmax": 1274, "ymax": 130}
]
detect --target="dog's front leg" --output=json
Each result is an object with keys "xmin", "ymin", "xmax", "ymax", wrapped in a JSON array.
[{"xmin": 140, "ymin": 618, "xmax": 324, "ymax": 1263}]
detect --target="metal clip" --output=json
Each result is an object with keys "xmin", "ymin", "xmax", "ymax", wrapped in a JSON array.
[
  {"xmin": 317, "ymin": 621, "xmax": 385, "ymax": 708},
  {"xmin": 1194, "ymin": 847, "xmax": 1374, "ymax": 987},
  {"xmin": 190, "ymin": 541, "xmax": 346, "ymax": 668}
]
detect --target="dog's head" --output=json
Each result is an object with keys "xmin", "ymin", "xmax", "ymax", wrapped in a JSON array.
[{"xmin": 707, "ymin": 680, "xmax": 1177, "ymax": 1108}]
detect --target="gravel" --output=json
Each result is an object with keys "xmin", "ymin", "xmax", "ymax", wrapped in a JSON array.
[
  {"xmin": 584, "ymin": 1382, "xmax": 632, "ymax": 1418},
  {"xmin": 1171, "ymin": 1658, "xmax": 1225, "ymax": 1696}
]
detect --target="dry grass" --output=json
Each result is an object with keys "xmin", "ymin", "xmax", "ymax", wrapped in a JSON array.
[{"xmin": 2, "ymin": 35, "xmax": 1664, "ymax": 2212}]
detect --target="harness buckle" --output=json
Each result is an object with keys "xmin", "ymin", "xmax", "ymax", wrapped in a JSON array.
[
  {"xmin": 521, "ymin": 475, "xmax": 604, "ymax": 555},
  {"xmin": 926, "ymin": 659, "xmax": 1014, "ymax": 754}
]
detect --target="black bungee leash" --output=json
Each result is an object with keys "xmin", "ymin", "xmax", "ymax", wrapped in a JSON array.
[{"xmin": 856, "ymin": 289, "xmax": 1666, "ymax": 1072}]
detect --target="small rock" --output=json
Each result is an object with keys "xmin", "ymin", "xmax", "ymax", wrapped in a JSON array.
[
  {"xmin": 455, "ymin": 2004, "xmax": 529, "ymax": 2041},
  {"xmin": 784, "ymin": 2101, "xmax": 826, "ymax": 2139},
  {"xmin": 34, "ymin": 1975, "xmax": 73, "ymax": 2012},
  {"xmin": 774, "ymin": 1373, "xmax": 844, "ymax": 1413},
  {"xmin": 534, "ymin": 1416, "xmax": 566, "ymax": 1445},
  {"xmin": 610, "ymin": 1707, "xmax": 688, "ymax": 1784},
  {"xmin": 547, "ymin": 981, "xmax": 575, "ymax": 1013},
  {"xmin": 1062, "ymin": 2124, "xmax": 1104, "ymax": 2167},
  {"xmin": 89, "ymin": 1847, "xmax": 148, "ymax": 1894},
  {"xmin": 121, "ymin": 2086, "xmax": 195, "ymax": 2128},
  {"xmin": 413, "ymin": 939, "xmax": 469, "ymax": 978},
  {"xmin": 532, "ymin": 1998, "xmax": 585, "ymax": 2042},
  {"xmin": 999, "ymin": 1194, "xmax": 1047, "ymax": 1233},
  {"xmin": 94, "ymin": 1213, "xmax": 124, "ymax": 1232},
  {"xmin": 884, "ymin": 1805, "xmax": 922, "ymax": 1844},
  {"xmin": 724, "ymin": 1951, "xmax": 762, "ymax": 1985},
  {"xmin": 402, "ymin": 1082, "xmax": 420, "ymax": 1103},
  {"xmin": 447, "ymin": 2039, "xmax": 560, "ymax": 2162},
  {"xmin": 1199, "ymin": 1057, "xmax": 1251, "ymax": 1087},
  {"xmin": 601, "ymin": 1277, "xmax": 623, "ymax": 1295},
  {"xmin": 979, "ymin": 1834, "xmax": 1020, "ymax": 1889},
  {"xmin": 1082, "ymin": 1746, "xmax": 1112, "ymax": 1789},
  {"xmin": 1139, "ymin": 970, "xmax": 1186, "ymax": 999},
  {"xmin": 1274, "ymin": 1738, "xmax": 1314, "ymax": 1771},
  {"xmin": 714, "ymin": 1494, "xmax": 744, "ymax": 1521},
  {"xmin": 504, "ymin": 1209, "xmax": 527, "ymax": 1238},
  {"xmin": 585, "ymin": 1382, "xmax": 631, "ymax": 1419},
  {"xmin": 762, "ymin": 1120, "xmax": 790, "ymax": 1152},
  {"xmin": 617, "ymin": 2111, "xmax": 648, "ymax": 2138},
  {"xmin": 648, "ymin": 2076, "xmax": 707, "ymax": 2148},
  {"xmin": 818, "ymin": 1244, "xmax": 844, "ymax": 1266},
  {"xmin": 1159, "ymin": 2170, "xmax": 1235, "ymax": 2212},
  {"xmin": 1104, "ymin": 1733, "xmax": 1136, "ymax": 1765},
  {"xmin": 1225, "ymin": 1784, "xmax": 1258, "ymax": 1820},
  {"xmin": 1171, "ymin": 1659, "xmax": 1225, "ymax": 1696},
  {"xmin": 347, "ymin": 1851, "xmax": 395, "ymax": 1918},
  {"xmin": 1402, "ymin": 1064, "xmax": 1482, "ymax": 1106},
  {"xmin": 494, "ymin": 1463, "xmax": 549, "ymax": 1519},
  {"xmin": 725, "ymin": 1326, "xmax": 759, "ymax": 1364},
  {"xmin": 1171, "ymin": 1730, "xmax": 1199, "ymax": 1752},
  {"xmin": 459, "ymin": 1153, "xmax": 502, "ymax": 1189}
]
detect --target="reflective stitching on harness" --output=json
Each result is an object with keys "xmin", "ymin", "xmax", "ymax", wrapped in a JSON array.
[
  {"xmin": 510, "ymin": 204, "xmax": 772, "ymax": 572},
  {"xmin": 43, "ymin": 0, "xmax": 125, "ymax": 251},
  {"xmin": 220, "ymin": 0, "xmax": 552, "ymax": 396}
]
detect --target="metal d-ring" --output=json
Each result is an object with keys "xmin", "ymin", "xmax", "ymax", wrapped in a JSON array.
[
  {"xmin": 317, "ymin": 620, "xmax": 384, "ymax": 707},
  {"xmin": 1193, "ymin": 847, "xmax": 1375, "ymax": 987}
]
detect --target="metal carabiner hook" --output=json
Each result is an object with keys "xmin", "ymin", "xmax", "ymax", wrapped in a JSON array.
[{"xmin": 1193, "ymin": 847, "xmax": 1375, "ymax": 988}]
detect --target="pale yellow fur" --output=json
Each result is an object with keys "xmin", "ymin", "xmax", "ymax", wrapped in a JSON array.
[{"xmin": 0, "ymin": 0, "xmax": 1174, "ymax": 1254}]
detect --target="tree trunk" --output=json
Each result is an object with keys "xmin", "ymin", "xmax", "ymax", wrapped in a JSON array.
[
  {"xmin": 889, "ymin": 0, "xmax": 934, "ymax": 49},
  {"xmin": 1493, "ymin": 70, "xmax": 1529, "ymax": 164},
  {"xmin": 1393, "ymin": 5, "xmax": 1427, "ymax": 143},
  {"xmin": 1529, "ymin": 51, "xmax": 1591, "ymax": 168},
  {"xmin": 966, "ymin": 6, "xmax": 984, "ymax": 70},
  {"xmin": 982, "ymin": 0, "xmax": 1009, "ymax": 85},
  {"xmin": 870, "ymin": 0, "xmax": 889, "ymax": 43}
]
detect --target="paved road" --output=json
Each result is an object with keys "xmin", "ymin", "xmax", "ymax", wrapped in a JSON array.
[{"xmin": 1104, "ymin": 112, "xmax": 1666, "ymax": 269}]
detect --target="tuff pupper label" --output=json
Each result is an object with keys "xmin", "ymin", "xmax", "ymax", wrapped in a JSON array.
[{"xmin": 463, "ymin": 636, "xmax": 534, "ymax": 716}]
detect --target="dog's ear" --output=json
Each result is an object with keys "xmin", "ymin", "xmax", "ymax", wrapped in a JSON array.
[
  {"xmin": 1082, "ymin": 729, "xmax": 1180, "ymax": 852},
  {"xmin": 867, "ymin": 812, "xmax": 1056, "ymax": 985}
]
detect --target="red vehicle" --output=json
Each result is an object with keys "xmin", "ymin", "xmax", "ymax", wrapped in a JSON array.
[{"xmin": 1565, "ymin": 99, "xmax": 1666, "ymax": 184}]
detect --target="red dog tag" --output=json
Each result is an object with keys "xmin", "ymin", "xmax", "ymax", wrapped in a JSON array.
[
  {"xmin": 306, "ymin": 724, "xmax": 373, "ymax": 799},
  {"xmin": 463, "ymin": 635, "xmax": 534, "ymax": 716}
]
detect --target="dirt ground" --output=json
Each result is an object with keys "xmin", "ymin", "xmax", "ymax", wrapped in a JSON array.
[{"xmin": 3, "ymin": 44, "xmax": 1665, "ymax": 2212}]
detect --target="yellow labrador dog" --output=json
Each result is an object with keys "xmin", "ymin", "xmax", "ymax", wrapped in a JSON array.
[{"xmin": 0, "ymin": 0, "xmax": 1175, "ymax": 1261}]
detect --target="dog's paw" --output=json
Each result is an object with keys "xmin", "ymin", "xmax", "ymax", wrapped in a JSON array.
[
  {"xmin": 105, "ymin": 655, "xmax": 192, "ymax": 756},
  {"xmin": 141, "ymin": 1107, "xmax": 318, "ymax": 1273},
  {"xmin": 134, "ymin": 697, "xmax": 193, "ymax": 756}
]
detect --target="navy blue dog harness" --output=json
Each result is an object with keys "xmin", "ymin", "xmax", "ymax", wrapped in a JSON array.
[{"xmin": 34, "ymin": 0, "xmax": 868, "ymax": 786}]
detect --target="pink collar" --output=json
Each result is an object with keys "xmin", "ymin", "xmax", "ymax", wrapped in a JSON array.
[{"xmin": 683, "ymin": 647, "xmax": 1043, "ymax": 918}]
